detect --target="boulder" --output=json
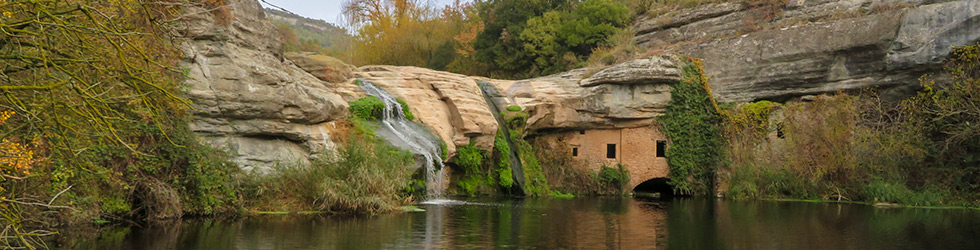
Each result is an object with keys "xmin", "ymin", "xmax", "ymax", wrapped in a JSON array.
[
  {"xmin": 177, "ymin": 0, "xmax": 348, "ymax": 172},
  {"xmin": 285, "ymin": 52, "xmax": 356, "ymax": 83}
]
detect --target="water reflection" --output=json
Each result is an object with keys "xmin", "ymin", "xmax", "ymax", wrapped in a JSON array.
[{"xmin": 51, "ymin": 197, "xmax": 980, "ymax": 249}]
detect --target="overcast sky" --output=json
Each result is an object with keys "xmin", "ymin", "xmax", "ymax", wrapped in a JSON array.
[{"xmin": 258, "ymin": 0, "xmax": 465, "ymax": 26}]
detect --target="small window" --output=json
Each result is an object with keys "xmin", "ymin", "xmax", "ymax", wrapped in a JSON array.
[
  {"xmin": 606, "ymin": 144, "xmax": 616, "ymax": 159},
  {"xmin": 572, "ymin": 147, "xmax": 578, "ymax": 157},
  {"xmin": 776, "ymin": 123, "xmax": 785, "ymax": 139},
  {"xmin": 656, "ymin": 140, "xmax": 667, "ymax": 157},
  {"xmin": 579, "ymin": 130, "xmax": 586, "ymax": 135}
]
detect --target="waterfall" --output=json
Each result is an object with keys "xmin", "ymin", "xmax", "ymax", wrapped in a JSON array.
[
  {"xmin": 476, "ymin": 81, "xmax": 526, "ymax": 195},
  {"xmin": 359, "ymin": 81, "xmax": 448, "ymax": 199}
]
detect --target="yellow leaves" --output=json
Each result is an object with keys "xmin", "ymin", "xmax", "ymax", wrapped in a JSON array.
[{"xmin": 0, "ymin": 111, "xmax": 35, "ymax": 180}]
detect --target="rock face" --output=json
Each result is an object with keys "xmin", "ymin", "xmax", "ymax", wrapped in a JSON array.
[
  {"xmin": 331, "ymin": 66, "xmax": 499, "ymax": 157},
  {"xmin": 285, "ymin": 52, "xmax": 355, "ymax": 83},
  {"xmin": 177, "ymin": 0, "xmax": 348, "ymax": 172},
  {"xmin": 481, "ymin": 56, "xmax": 679, "ymax": 133},
  {"xmin": 634, "ymin": 0, "xmax": 980, "ymax": 103}
]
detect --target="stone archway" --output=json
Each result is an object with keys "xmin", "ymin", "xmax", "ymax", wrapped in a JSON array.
[{"xmin": 633, "ymin": 178, "xmax": 674, "ymax": 197}]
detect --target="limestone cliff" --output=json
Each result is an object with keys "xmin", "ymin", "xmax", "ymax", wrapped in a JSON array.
[
  {"xmin": 480, "ymin": 56, "xmax": 680, "ymax": 133},
  {"xmin": 635, "ymin": 0, "xmax": 980, "ymax": 102},
  {"xmin": 177, "ymin": 0, "xmax": 348, "ymax": 172}
]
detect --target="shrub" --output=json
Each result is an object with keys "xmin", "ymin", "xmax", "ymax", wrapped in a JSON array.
[
  {"xmin": 861, "ymin": 180, "xmax": 946, "ymax": 206},
  {"xmin": 396, "ymin": 98, "xmax": 415, "ymax": 120},
  {"xmin": 506, "ymin": 105, "xmax": 522, "ymax": 112},
  {"xmin": 244, "ymin": 133, "xmax": 416, "ymax": 214},
  {"xmin": 597, "ymin": 164, "xmax": 630, "ymax": 191},
  {"xmin": 349, "ymin": 96, "xmax": 386, "ymax": 120}
]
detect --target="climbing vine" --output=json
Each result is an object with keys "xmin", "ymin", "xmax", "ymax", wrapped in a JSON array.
[{"xmin": 657, "ymin": 58, "xmax": 726, "ymax": 195}]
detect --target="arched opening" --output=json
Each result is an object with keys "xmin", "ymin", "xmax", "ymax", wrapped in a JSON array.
[{"xmin": 632, "ymin": 178, "xmax": 674, "ymax": 199}]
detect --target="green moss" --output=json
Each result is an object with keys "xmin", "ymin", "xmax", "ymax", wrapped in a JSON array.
[
  {"xmin": 551, "ymin": 191, "xmax": 575, "ymax": 198},
  {"xmin": 515, "ymin": 130, "xmax": 551, "ymax": 196},
  {"xmin": 494, "ymin": 130, "xmax": 514, "ymax": 188},
  {"xmin": 505, "ymin": 112, "xmax": 528, "ymax": 130},
  {"xmin": 656, "ymin": 58, "xmax": 726, "ymax": 195},
  {"xmin": 349, "ymin": 96, "xmax": 386, "ymax": 120},
  {"xmin": 440, "ymin": 141, "xmax": 449, "ymax": 160},
  {"xmin": 455, "ymin": 144, "xmax": 490, "ymax": 196},
  {"xmin": 396, "ymin": 98, "xmax": 415, "ymax": 120},
  {"xmin": 506, "ymin": 105, "xmax": 522, "ymax": 112}
]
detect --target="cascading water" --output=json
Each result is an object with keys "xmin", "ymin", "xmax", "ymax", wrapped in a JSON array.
[
  {"xmin": 359, "ymin": 80, "xmax": 448, "ymax": 199},
  {"xmin": 477, "ymin": 81, "xmax": 526, "ymax": 195}
]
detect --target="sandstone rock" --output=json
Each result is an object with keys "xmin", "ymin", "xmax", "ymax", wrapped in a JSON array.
[
  {"xmin": 343, "ymin": 66, "xmax": 499, "ymax": 157},
  {"xmin": 178, "ymin": 0, "xmax": 348, "ymax": 172},
  {"xmin": 678, "ymin": 12, "xmax": 906, "ymax": 103},
  {"xmin": 285, "ymin": 52, "xmax": 356, "ymax": 83},
  {"xmin": 579, "ymin": 57, "xmax": 681, "ymax": 87},
  {"xmin": 888, "ymin": 0, "xmax": 980, "ymax": 69},
  {"xmin": 634, "ymin": 2, "xmax": 744, "ymax": 36},
  {"xmin": 634, "ymin": 0, "xmax": 978, "ymax": 103},
  {"xmin": 482, "ymin": 59, "xmax": 678, "ymax": 133}
]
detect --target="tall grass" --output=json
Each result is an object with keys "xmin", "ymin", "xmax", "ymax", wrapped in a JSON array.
[{"xmin": 243, "ymin": 132, "xmax": 416, "ymax": 214}]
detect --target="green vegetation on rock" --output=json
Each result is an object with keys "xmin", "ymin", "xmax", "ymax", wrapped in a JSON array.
[
  {"xmin": 722, "ymin": 44, "xmax": 980, "ymax": 207},
  {"xmin": 396, "ymin": 98, "xmax": 415, "ymax": 120},
  {"xmin": 349, "ymin": 96, "xmax": 386, "ymax": 120},
  {"xmin": 242, "ymin": 129, "xmax": 416, "ymax": 214},
  {"xmin": 455, "ymin": 144, "xmax": 491, "ymax": 196},
  {"xmin": 657, "ymin": 58, "xmax": 726, "ymax": 195}
]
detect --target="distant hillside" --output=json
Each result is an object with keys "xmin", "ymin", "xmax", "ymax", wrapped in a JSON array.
[{"xmin": 264, "ymin": 8, "xmax": 350, "ymax": 58}]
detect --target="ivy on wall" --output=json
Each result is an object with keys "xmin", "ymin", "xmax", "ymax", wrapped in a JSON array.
[{"xmin": 656, "ymin": 58, "xmax": 726, "ymax": 195}]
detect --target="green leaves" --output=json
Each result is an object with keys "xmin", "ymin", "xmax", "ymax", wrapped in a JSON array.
[
  {"xmin": 475, "ymin": 0, "xmax": 630, "ymax": 78},
  {"xmin": 657, "ymin": 59, "xmax": 725, "ymax": 195}
]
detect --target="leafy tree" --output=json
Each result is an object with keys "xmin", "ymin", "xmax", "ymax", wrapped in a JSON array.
[{"xmin": 474, "ymin": 0, "xmax": 630, "ymax": 78}]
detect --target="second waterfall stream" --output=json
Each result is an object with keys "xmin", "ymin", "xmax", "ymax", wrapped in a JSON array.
[{"xmin": 358, "ymin": 80, "xmax": 448, "ymax": 200}]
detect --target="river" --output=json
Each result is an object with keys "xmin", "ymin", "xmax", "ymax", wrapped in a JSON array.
[{"xmin": 51, "ymin": 197, "xmax": 980, "ymax": 249}]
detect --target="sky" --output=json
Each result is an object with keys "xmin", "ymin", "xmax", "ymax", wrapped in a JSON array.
[{"xmin": 258, "ymin": 0, "xmax": 464, "ymax": 26}]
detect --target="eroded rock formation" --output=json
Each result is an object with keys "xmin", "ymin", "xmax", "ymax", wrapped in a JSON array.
[
  {"xmin": 177, "ymin": 0, "xmax": 348, "ymax": 172},
  {"xmin": 480, "ymin": 56, "xmax": 679, "ymax": 133},
  {"xmin": 635, "ymin": 0, "xmax": 980, "ymax": 102},
  {"xmin": 327, "ymin": 66, "xmax": 499, "ymax": 157}
]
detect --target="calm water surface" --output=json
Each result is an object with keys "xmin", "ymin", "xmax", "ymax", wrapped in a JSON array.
[{"xmin": 54, "ymin": 197, "xmax": 980, "ymax": 249}]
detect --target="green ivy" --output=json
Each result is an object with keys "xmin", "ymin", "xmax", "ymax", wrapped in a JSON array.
[{"xmin": 656, "ymin": 58, "xmax": 726, "ymax": 195}]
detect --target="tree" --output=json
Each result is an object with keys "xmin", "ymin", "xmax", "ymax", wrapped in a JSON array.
[{"xmin": 473, "ymin": 0, "xmax": 630, "ymax": 78}]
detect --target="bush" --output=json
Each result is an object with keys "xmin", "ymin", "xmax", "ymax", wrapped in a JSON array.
[
  {"xmin": 243, "ymin": 133, "xmax": 416, "ymax": 214},
  {"xmin": 349, "ymin": 96, "xmax": 386, "ymax": 120},
  {"xmin": 506, "ymin": 105, "xmax": 522, "ymax": 112},
  {"xmin": 861, "ymin": 180, "xmax": 946, "ymax": 206},
  {"xmin": 597, "ymin": 164, "xmax": 630, "ymax": 192}
]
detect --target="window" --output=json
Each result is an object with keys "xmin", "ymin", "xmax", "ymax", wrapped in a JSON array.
[
  {"xmin": 776, "ymin": 123, "xmax": 785, "ymax": 139},
  {"xmin": 606, "ymin": 144, "xmax": 616, "ymax": 159},
  {"xmin": 572, "ymin": 147, "xmax": 578, "ymax": 157},
  {"xmin": 657, "ymin": 140, "xmax": 667, "ymax": 157},
  {"xmin": 579, "ymin": 130, "xmax": 586, "ymax": 135}
]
